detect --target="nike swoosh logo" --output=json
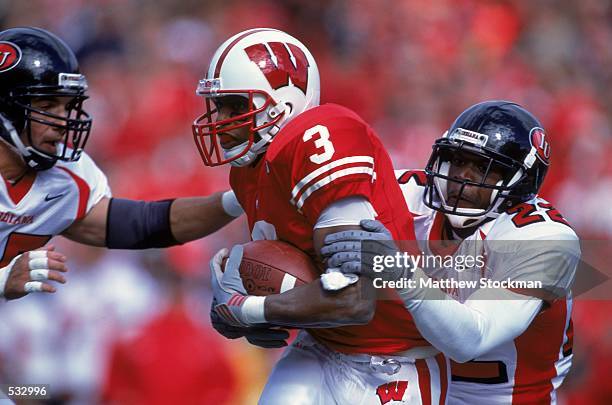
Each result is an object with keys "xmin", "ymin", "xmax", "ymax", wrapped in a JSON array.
[{"xmin": 44, "ymin": 193, "xmax": 65, "ymax": 202}]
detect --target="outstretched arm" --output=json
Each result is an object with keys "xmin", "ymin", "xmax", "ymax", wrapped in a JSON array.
[
  {"xmin": 169, "ymin": 192, "xmax": 241, "ymax": 243},
  {"xmin": 62, "ymin": 191, "xmax": 242, "ymax": 247}
]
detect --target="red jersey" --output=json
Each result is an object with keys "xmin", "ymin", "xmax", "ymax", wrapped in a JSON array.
[{"xmin": 230, "ymin": 103, "xmax": 428, "ymax": 354}]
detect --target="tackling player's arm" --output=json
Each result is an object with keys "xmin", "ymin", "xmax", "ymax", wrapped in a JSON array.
[
  {"xmin": 324, "ymin": 220, "xmax": 580, "ymax": 362},
  {"xmin": 398, "ymin": 239, "xmax": 579, "ymax": 362},
  {"xmin": 62, "ymin": 190, "xmax": 243, "ymax": 247}
]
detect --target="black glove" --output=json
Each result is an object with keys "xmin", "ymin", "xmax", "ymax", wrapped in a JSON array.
[{"xmin": 210, "ymin": 299, "xmax": 290, "ymax": 348}]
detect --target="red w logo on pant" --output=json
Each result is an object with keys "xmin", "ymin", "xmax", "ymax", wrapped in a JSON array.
[
  {"xmin": 245, "ymin": 42, "xmax": 309, "ymax": 94},
  {"xmin": 376, "ymin": 381, "xmax": 408, "ymax": 404}
]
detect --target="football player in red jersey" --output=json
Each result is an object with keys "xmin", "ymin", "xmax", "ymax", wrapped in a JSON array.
[
  {"xmin": 0, "ymin": 27, "xmax": 245, "ymax": 301},
  {"xmin": 197, "ymin": 28, "xmax": 449, "ymax": 404},
  {"xmin": 322, "ymin": 101, "xmax": 579, "ymax": 404}
]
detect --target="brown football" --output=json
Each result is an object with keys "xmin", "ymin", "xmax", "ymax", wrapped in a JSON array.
[{"xmin": 237, "ymin": 240, "xmax": 320, "ymax": 296}]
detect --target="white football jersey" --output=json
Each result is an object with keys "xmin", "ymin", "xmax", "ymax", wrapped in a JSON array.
[
  {"xmin": 396, "ymin": 169, "xmax": 578, "ymax": 405},
  {"xmin": 0, "ymin": 152, "xmax": 111, "ymax": 266}
]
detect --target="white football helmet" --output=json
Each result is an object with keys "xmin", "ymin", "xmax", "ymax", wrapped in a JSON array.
[{"xmin": 192, "ymin": 28, "xmax": 320, "ymax": 167}]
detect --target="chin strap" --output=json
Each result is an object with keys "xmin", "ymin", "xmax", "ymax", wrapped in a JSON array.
[
  {"xmin": 226, "ymin": 103, "xmax": 290, "ymax": 168},
  {"xmin": 0, "ymin": 113, "xmax": 57, "ymax": 171}
]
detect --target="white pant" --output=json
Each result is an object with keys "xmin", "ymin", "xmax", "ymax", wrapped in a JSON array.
[{"xmin": 259, "ymin": 331, "xmax": 449, "ymax": 405}]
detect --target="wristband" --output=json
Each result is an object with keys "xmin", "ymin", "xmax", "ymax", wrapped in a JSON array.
[
  {"xmin": 222, "ymin": 190, "xmax": 244, "ymax": 218},
  {"xmin": 242, "ymin": 296, "xmax": 267, "ymax": 324},
  {"xmin": 0, "ymin": 255, "xmax": 19, "ymax": 299}
]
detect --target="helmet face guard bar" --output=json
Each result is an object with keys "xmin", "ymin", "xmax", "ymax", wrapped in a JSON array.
[
  {"xmin": 192, "ymin": 88, "xmax": 284, "ymax": 167},
  {"xmin": 424, "ymin": 140, "xmax": 529, "ymax": 217},
  {"xmin": 13, "ymin": 86, "xmax": 92, "ymax": 163}
]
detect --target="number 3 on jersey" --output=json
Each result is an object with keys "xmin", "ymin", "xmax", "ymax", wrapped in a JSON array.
[{"xmin": 303, "ymin": 125, "xmax": 335, "ymax": 164}]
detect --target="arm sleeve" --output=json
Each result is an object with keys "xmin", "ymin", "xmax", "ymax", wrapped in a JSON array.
[
  {"xmin": 314, "ymin": 196, "xmax": 377, "ymax": 229},
  {"xmin": 395, "ymin": 236, "xmax": 579, "ymax": 362},
  {"xmin": 397, "ymin": 274, "xmax": 543, "ymax": 363}
]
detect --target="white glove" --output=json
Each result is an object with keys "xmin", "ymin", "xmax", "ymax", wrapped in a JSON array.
[{"xmin": 210, "ymin": 246, "xmax": 266, "ymax": 326}]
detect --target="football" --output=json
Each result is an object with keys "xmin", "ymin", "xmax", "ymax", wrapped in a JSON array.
[{"xmin": 237, "ymin": 240, "xmax": 320, "ymax": 296}]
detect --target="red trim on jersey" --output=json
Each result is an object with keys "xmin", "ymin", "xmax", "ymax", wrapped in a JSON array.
[
  {"xmin": 512, "ymin": 299, "xmax": 568, "ymax": 404},
  {"xmin": 429, "ymin": 212, "xmax": 445, "ymax": 240},
  {"xmin": 415, "ymin": 358, "xmax": 432, "ymax": 405},
  {"xmin": 213, "ymin": 28, "xmax": 271, "ymax": 77},
  {"xmin": 3, "ymin": 171, "xmax": 36, "ymax": 205},
  {"xmin": 428, "ymin": 212, "xmax": 460, "ymax": 257},
  {"xmin": 435, "ymin": 353, "xmax": 448, "ymax": 405},
  {"xmin": 397, "ymin": 169, "xmax": 427, "ymax": 186},
  {"xmin": 58, "ymin": 167, "xmax": 90, "ymax": 220}
]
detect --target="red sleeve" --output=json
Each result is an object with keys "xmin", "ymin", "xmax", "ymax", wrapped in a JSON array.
[{"xmin": 279, "ymin": 112, "xmax": 377, "ymax": 224}]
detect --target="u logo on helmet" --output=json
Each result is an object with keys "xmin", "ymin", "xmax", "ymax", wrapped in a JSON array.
[
  {"xmin": 0, "ymin": 41, "xmax": 22, "ymax": 72},
  {"xmin": 529, "ymin": 127, "xmax": 551, "ymax": 165},
  {"xmin": 244, "ymin": 42, "xmax": 310, "ymax": 94}
]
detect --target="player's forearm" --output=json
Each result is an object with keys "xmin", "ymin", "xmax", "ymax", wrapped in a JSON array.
[
  {"xmin": 264, "ymin": 279, "xmax": 376, "ymax": 328},
  {"xmin": 170, "ymin": 191, "xmax": 242, "ymax": 243},
  {"xmin": 397, "ymin": 269, "xmax": 542, "ymax": 362}
]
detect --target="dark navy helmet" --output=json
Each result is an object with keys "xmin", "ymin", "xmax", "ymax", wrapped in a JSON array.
[
  {"xmin": 0, "ymin": 27, "xmax": 91, "ymax": 170},
  {"xmin": 424, "ymin": 100, "xmax": 550, "ymax": 228}
]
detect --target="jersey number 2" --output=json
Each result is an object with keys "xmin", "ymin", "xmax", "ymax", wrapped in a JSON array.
[
  {"xmin": 303, "ymin": 125, "xmax": 335, "ymax": 164},
  {"xmin": 508, "ymin": 202, "xmax": 570, "ymax": 228}
]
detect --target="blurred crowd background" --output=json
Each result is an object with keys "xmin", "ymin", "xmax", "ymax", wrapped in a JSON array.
[{"xmin": 0, "ymin": 0, "xmax": 610, "ymax": 403}]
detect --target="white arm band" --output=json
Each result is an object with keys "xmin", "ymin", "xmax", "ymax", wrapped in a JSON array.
[
  {"xmin": 242, "ymin": 296, "xmax": 267, "ymax": 324},
  {"xmin": 316, "ymin": 196, "xmax": 376, "ymax": 290},
  {"xmin": 397, "ymin": 268, "xmax": 543, "ymax": 363},
  {"xmin": 315, "ymin": 196, "xmax": 377, "ymax": 229},
  {"xmin": 222, "ymin": 190, "xmax": 244, "ymax": 218}
]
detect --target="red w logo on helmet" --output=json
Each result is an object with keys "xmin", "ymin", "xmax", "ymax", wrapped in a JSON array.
[
  {"xmin": 245, "ymin": 42, "xmax": 309, "ymax": 94},
  {"xmin": 529, "ymin": 127, "xmax": 551, "ymax": 165},
  {"xmin": 376, "ymin": 381, "xmax": 408, "ymax": 404}
]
